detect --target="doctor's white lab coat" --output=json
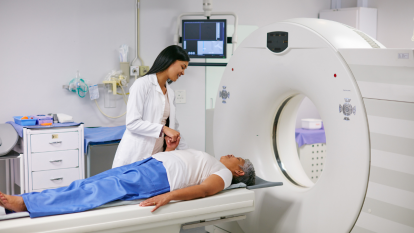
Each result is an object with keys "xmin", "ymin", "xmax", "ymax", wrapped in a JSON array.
[{"xmin": 112, "ymin": 74, "xmax": 188, "ymax": 168}]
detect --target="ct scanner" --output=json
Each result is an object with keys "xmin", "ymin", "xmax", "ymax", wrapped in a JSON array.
[
  {"xmin": 212, "ymin": 18, "xmax": 414, "ymax": 233},
  {"xmin": 1, "ymin": 18, "xmax": 413, "ymax": 233}
]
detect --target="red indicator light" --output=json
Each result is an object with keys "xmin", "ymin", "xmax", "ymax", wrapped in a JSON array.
[
  {"xmin": 232, "ymin": 68, "xmax": 234, "ymax": 71},
  {"xmin": 334, "ymin": 74, "xmax": 337, "ymax": 77}
]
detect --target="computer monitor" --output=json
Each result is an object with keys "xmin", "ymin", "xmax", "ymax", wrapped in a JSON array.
[{"xmin": 182, "ymin": 19, "xmax": 227, "ymax": 58}]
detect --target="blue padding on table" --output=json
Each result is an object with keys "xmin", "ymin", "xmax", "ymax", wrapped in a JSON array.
[
  {"xmin": 6, "ymin": 121, "xmax": 82, "ymax": 138},
  {"xmin": 21, "ymin": 157, "xmax": 169, "ymax": 218},
  {"xmin": 295, "ymin": 127, "xmax": 326, "ymax": 148},
  {"xmin": 84, "ymin": 125, "xmax": 126, "ymax": 153}
]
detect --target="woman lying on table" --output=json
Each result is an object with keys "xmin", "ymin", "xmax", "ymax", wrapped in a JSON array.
[{"xmin": 0, "ymin": 136, "xmax": 255, "ymax": 218}]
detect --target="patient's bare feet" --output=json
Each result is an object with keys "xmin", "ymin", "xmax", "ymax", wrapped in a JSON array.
[{"xmin": 0, "ymin": 192, "xmax": 27, "ymax": 212}]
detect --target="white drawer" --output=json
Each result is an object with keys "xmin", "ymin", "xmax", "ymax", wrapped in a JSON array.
[
  {"xmin": 31, "ymin": 131, "xmax": 79, "ymax": 153},
  {"xmin": 32, "ymin": 168, "xmax": 80, "ymax": 190},
  {"xmin": 31, "ymin": 150, "xmax": 79, "ymax": 171}
]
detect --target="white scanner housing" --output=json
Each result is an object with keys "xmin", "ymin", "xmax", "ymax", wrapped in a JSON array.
[{"xmin": 213, "ymin": 18, "xmax": 414, "ymax": 233}]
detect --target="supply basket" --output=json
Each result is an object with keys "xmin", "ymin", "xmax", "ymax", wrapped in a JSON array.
[
  {"xmin": 13, "ymin": 116, "xmax": 37, "ymax": 126},
  {"xmin": 37, "ymin": 115, "xmax": 53, "ymax": 125}
]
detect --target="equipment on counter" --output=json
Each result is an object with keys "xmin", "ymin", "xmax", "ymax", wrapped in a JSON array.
[
  {"xmin": 56, "ymin": 113, "xmax": 74, "ymax": 123},
  {"xmin": 0, "ymin": 124, "xmax": 18, "ymax": 156}
]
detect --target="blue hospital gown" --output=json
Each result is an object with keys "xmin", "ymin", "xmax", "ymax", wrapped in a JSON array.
[{"xmin": 22, "ymin": 157, "xmax": 170, "ymax": 218}]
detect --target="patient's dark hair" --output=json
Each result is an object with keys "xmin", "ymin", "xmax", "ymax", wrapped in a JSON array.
[
  {"xmin": 146, "ymin": 45, "xmax": 190, "ymax": 78},
  {"xmin": 232, "ymin": 159, "xmax": 255, "ymax": 186}
]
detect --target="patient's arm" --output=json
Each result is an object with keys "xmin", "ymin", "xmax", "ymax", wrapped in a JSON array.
[{"xmin": 139, "ymin": 174, "xmax": 225, "ymax": 212}]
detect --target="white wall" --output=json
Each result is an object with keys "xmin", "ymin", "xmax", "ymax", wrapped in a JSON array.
[
  {"xmin": 0, "ymin": 0, "xmax": 136, "ymax": 194},
  {"xmin": 334, "ymin": 0, "xmax": 414, "ymax": 48},
  {"xmin": 0, "ymin": 0, "xmax": 331, "ymax": 150},
  {"xmin": 2, "ymin": 0, "xmax": 412, "ymax": 193},
  {"xmin": 369, "ymin": 0, "xmax": 414, "ymax": 48},
  {"xmin": 0, "ymin": 0, "xmax": 330, "ymax": 193},
  {"xmin": 0, "ymin": 0, "xmax": 136, "ymax": 127}
]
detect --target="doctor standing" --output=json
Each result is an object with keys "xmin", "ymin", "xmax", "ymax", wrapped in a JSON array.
[{"xmin": 112, "ymin": 45, "xmax": 190, "ymax": 168}]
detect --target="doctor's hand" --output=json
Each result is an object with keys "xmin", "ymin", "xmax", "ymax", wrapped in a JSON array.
[
  {"xmin": 139, "ymin": 193, "xmax": 172, "ymax": 212},
  {"xmin": 163, "ymin": 126, "xmax": 180, "ymax": 142},
  {"xmin": 165, "ymin": 136, "xmax": 181, "ymax": 151}
]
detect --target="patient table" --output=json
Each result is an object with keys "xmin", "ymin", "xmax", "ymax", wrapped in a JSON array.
[
  {"xmin": 0, "ymin": 179, "xmax": 282, "ymax": 233},
  {"xmin": 1, "ymin": 124, "xmax": 282, "ymax": 232}
]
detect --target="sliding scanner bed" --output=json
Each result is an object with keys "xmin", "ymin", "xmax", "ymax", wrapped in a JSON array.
[
  {"xmin": 0, "ymin": 177, "xmax": 281, "ymax": 232},
  {"xmin": 182, "ymin": 177, "xmax": 283, "ymax": 230}
]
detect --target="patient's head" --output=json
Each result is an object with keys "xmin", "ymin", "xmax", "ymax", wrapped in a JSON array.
[{"xmin": 220, "ymin": 155, "xmax": 255, "ymax": 186}]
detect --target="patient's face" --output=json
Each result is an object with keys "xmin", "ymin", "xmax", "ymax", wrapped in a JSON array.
[{"xmin": 220, "ymin": 154, "xmax": 245, "ymax": 170}]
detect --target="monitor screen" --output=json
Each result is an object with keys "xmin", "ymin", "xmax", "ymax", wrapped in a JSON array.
[{"xmin": 182, "ymin": 19, "xmax": 227, "ymax": 58}]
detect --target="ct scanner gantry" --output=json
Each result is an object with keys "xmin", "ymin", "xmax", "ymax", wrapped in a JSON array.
[{"xmin": 213, "ymin": 18, "xmax": 414, "ymax": 233}]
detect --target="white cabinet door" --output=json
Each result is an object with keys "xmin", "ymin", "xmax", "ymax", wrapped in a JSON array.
[
  {"xmin": 31, "ymin": 132, "xmax": 79, "ymax": 153},
  {"xmin": 320, "ymin": 7, "xmax": 377, "ymax": 39},
  {"xmin": 320, "ymin": 8, "xmax": 358, "ymax": 29}
]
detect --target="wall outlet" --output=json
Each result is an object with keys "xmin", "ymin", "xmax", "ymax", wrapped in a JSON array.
[
  {"xmin": 175, "ymin": 90, "xmax": 186, "ymax": 103},
  {"xmin": 139, "ymin": 66, "xmax": 150, "ymax": 76},
  {"xmin": 130, "ymin": 66, "xmax": 139, "ymax": 76}
]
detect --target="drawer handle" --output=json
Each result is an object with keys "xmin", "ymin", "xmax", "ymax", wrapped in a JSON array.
[
  {"xmin": 50, "ymin": 177, "xmax": 63, "ymax": 181},
  {"xmin": 49, "ymin": 141, "xmax": 62, "ymax": 144},
  {"xmin": 49, "ymin": 159, "xmax": 63, "ymax": 163}
]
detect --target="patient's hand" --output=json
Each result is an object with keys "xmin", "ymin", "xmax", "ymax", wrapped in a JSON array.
[
  {"xmin": 139, "ymin": 193, "xmax": 172, "ymax": 212},
  {"xmin": 165, "ymin": 136, "xmax": 180, "ymax": 151}
]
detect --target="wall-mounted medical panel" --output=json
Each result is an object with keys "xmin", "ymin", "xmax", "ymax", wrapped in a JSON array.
[
  {"xmin": 339, "ymin": 49, "xmax": 414, "ymax": 103},
  {"xmin": 298, "ymin": 143, "xmax": 327, "ymax": 182},
  {"xmin": 352, "ymin": 99, "xmax": 414, "ymax": 233}
]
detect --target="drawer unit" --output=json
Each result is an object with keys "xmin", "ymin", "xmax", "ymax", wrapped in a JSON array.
[
  {"xmin": 32, "ymin": 168, "xmax": 80, "ymax": 190},
  {"xmin": 31, "ymin": 150, "xmax": 79, "ymax": 171},
  {"xmin": 18, "ymin": 125, "xmax": 84, "ymax": 193},
  {"xmin": 31, "ymin": 131, "xmax": 79, "ymax": 153}
]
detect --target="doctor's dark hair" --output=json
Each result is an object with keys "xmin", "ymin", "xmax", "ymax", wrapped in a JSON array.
[
  {"xmin": 146, "ymin": 45, "xmax": 190, "ymax": 77},
  {"xmin": 232, "ymin": 159, "xmax": 256, "ymax": 186}
]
